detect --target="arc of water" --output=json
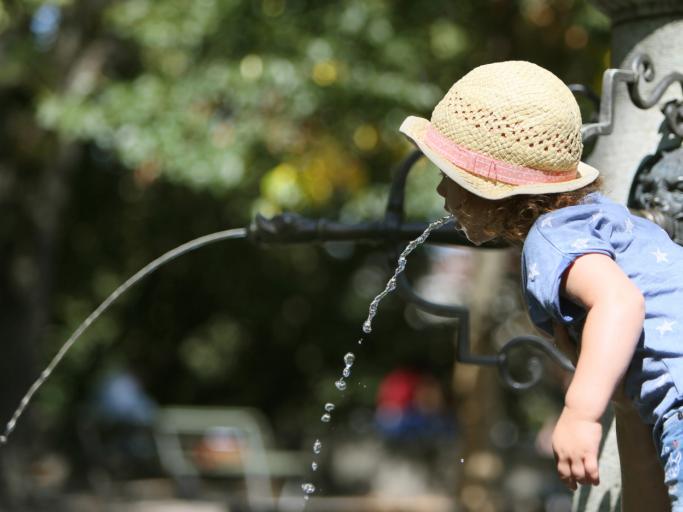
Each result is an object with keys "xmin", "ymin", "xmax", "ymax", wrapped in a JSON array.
[
  {"xmin": 362, "ymin": 214, "xmax": 454, "ymax": 334},
  {"xmin": 0, "ymin": 227, "xmax": 248, "ymax": 446}
]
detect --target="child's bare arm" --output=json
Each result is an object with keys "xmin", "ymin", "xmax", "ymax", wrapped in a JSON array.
[
  {"xmin": 552, "ymin": 253, "xmax": 645, "ymax": 490},
  {"xmin": 563, "ymin": 253, "xmax": 644, "ymax": 419},
  {"xmin": 554, "ymin": 320, "xmax": 666, "ymax": 510}
]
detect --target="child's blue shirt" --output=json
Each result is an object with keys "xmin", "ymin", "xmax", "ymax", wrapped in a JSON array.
[{"xmin": 522, "ymin": 192, "xmax": 683, "ymax": 427}]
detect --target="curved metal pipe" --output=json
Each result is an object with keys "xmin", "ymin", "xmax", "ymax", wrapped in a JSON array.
[
  {"xmin": 628, "ymin": 54, "xmax": 683, "ymax": 110},
  {"xmin": 248, "ymin": 212, "xmax": 505, "ymax": 247}
]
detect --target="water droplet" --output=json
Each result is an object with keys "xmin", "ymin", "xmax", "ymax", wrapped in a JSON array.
[
  {"xmin": 460, "ymin": 458, "xmax": 464, "ymax": 463},
  {"xmin": 356, "ymin": 217, "xmax": 450, "ymax": 340},
  {"xmin": 0, "ymin": 436, "xmax": 6, "ymax": 444},
  {"xmin": 299, "ymin": 217, "xmax": 451, "ymax": 504}
]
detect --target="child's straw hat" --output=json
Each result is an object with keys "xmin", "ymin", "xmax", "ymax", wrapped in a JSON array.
[{"xmin": 400, "ymin": 61, "xmax": 599, "ymax": 200}]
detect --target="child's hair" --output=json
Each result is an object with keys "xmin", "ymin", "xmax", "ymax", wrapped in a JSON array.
[{"xmin": 456, "ymin": 177, "xmax": 604, "ymax": 245}]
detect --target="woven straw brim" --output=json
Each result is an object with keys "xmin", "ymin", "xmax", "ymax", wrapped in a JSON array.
[{"xmin": 400, "ymin": 116, "xmax": 599, "ymax": 200}]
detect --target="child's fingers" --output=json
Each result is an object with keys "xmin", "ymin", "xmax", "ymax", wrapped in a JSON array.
[
  {"xmin": 570, "ymin": 459, "xmax": 586, "ymax": 483},
  {"xmin": 556, "ymin": 459, "xmax": 577, "ymax": 490},
  {"xmin": 556, "ymin": 458, "xmax": 570, "ymax": 479},
  {"xmin": 583, "ymin": 456, "xmax": 600, "ymax": 486},
  {"xmin": 557, "ymin": 456, "xmax": 601, "ymax": 490}
]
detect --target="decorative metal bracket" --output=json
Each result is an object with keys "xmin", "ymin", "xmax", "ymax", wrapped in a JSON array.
[
  {"xmin": 581, "ymin": 67, "xmax": 637, "ymax": 141},
  {"xmin": 628, "ymin": 54, "xmax": 683, "ymax": 111},
  {"xmin": 582, "ymin": 53, "xmax": 683, "ymax": 141},
  {"xmin": 395, "ymin": 270, "xmax": 575, "ymax": 390}
]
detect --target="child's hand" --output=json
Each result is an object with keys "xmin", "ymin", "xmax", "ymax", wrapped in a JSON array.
[{"xmin": 552, "ymin": 405, "xmax": 602, "ymax": 490}]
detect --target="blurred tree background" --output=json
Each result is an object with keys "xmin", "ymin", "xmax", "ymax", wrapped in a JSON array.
[{"xmin": 0, "ymin": 0, "xmax": 609, "ymax": 504}]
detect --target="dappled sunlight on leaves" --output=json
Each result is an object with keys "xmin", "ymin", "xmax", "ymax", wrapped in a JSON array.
[
  {"xmin": 106, "ymin": 0, "xmax": 224, "ymax": 54},
  {"xmin": 260, "ymin": 139, "xmax": 367, "ymax": 210}
]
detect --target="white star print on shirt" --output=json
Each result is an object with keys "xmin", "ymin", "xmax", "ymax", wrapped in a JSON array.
[
  {"xmin": 528, "ymin": 262, "xmax": 540, "ymax": 281},
  {"xmin": 652, "ymin": 248, "xmax": 669, "ymax": 263},
  {"xmin": 540, "ymin": 216, "xmax": 553, "ymax": 228},
  {"xmin": 571, "ymin": 238, "xmax": 589, "ymax": 250},
  {"xmin": 656, "ymin": 320, "xmax": 676, "ymax": 336},
  {"xmin": 625, "ymin": 217, "xmax": 634, "ymax": 234}
]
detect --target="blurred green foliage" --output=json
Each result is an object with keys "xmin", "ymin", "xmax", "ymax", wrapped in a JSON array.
[
  {"xmin": 0, "ymin": 0, "xmax": 609, "ymax": 457},
  {"xmin": 24, "ymin": 0, "xmax": 609, "ymax": 218}
]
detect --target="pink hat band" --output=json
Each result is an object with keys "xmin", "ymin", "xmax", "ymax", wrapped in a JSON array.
[{"xmin": 425, "ymin": 125, "xmax": 577, "ymax": 185}]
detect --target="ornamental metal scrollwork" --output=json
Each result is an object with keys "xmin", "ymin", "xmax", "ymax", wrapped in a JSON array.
[
  {"xmin": 581, "ymin": 53, "xmax": 683, "ymax": 141},
  {"xmin": 627, "ymin": 54, "xmax": 683, "ymax": 112}
]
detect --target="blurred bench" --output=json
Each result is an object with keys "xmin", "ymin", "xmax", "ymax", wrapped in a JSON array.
[{"xmin": 153, "ymin": 406, "xmax": 305, "ymax": 509}]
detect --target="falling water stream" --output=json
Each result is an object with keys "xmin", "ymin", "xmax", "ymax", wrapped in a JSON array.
[
  {"xmin": 0, "ymin": 227, "xmax": 248, "ymax": 445},
  {"xmin": 301, "ymin": 214, "xmax": 454, "ymax": 502},
  {"xmin": 0, "ymin": 213, "xmax": 456, "ymax": 508}
]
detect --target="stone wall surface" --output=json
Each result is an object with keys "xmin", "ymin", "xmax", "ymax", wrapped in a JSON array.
[{"xmin": 576, "ymin": 2, "xmax": 683, "ymax": 511}]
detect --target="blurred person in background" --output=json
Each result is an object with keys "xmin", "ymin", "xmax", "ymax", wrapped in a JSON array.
[{"xmin": 375, "ymin": 367, "xmax": 456, "ymax": 441}]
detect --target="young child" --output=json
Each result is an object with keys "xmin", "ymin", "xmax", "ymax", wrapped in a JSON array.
[{"xmin": 399, "ymin": 60, "xmax": 683, "ymax": 509}]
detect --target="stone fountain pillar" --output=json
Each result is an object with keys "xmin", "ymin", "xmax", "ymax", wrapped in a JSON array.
[
  {"xmin": 576, "ymin": 2, "xmax": 683, "ymax": 511},
  {"xmin": 587, "ymin": 0, "xmax": 683, "ymax": 203}
]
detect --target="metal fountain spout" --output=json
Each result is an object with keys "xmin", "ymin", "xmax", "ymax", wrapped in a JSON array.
[{"xmin": 249, "ymin": 210, "xmax": 480, "ymax": 246}]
